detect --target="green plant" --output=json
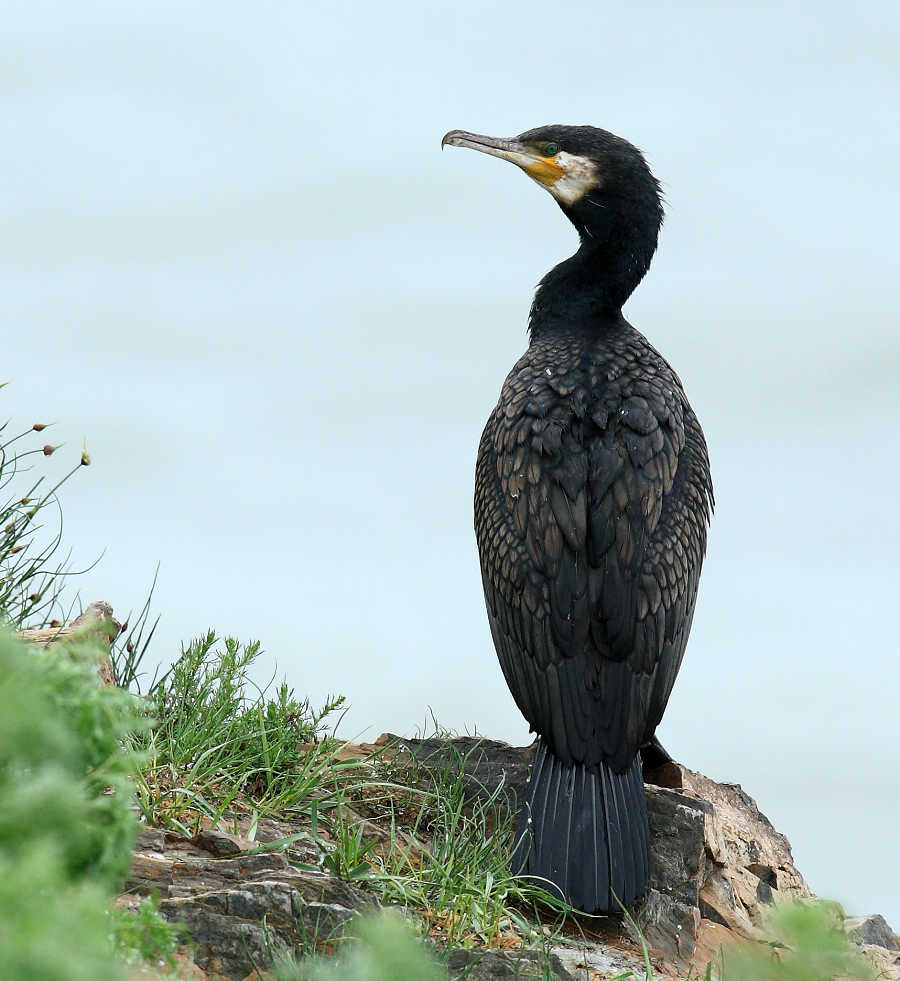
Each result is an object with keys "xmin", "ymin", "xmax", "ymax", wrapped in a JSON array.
[
  {"xmin": 108, "ymin": 565, "xmax": 161, "ymax": 693},
  {"xmin": 337, "ymin": 740, "xmax": 577, "ymax": 952},
  {"xmin": 719, "ymin": 901, "xmax": 877, "ymax": 981},
  {"xmin": 0, "ymin": 626, "xmax": 148, "ymax": 979},
  {"xmin": 617, "ymin": 894, "xmax": 654, "ymax": 980},
  {"xmin": 271, "ymin": 913, "xmax": 445, "ymax": 981},
  {"xmin": 0, "ymin": 405, "xmax": 94, "ymax": 627},
  {"xmin": 0, "ymin": 845, "xmax": 123, "ymax": 981},
  {"xmin": 130, "ymin": 630, "xmax": 352, "ymax": 831},
  {"xmin": 110, "ymin": 894, "xmax": 185, "ymax": 969},
  {"xmin": 322, "ymin": 806, "xmax": 381, "ymax": 882},
  {"xmin": 0, "ymin": 625, "xmax": 146, "ymax": 889}
]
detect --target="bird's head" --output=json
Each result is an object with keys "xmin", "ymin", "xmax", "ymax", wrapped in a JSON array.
[{"xmin": 442, "ymin": 125, "xmax": 664, "ymax": 298}]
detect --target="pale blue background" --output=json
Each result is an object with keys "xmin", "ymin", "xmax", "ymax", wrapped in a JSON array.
[{"xmin": 5, "ymin": 1, "xmax": 898, "ymax": 925}]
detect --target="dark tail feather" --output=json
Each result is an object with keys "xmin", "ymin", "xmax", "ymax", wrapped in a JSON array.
[{"xmin": 511, "ymin": 739, "xmax": 650, "ymax": 912}]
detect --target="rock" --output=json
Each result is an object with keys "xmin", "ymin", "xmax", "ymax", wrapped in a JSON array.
[
  {"xmin": 193, "ymin": 829, "xmax": 257, "ymax": 858},
  {"xmin": 19, "ymin": 599, "xmax": 119, "ymax": 686},
  {"xmin": 639, "ymin": 784, "xmax": 709, "ymax": 964},
  {"xmin": 676, "ymin": 768, "xmax": 809, "ymax": 936},
  {"xmin": 638, "ymin": 887, "xmax": 702, "ymax": 968},
  {"xmin": 860, "ymin": 944, "xmax": 900, "ymax": 981},
  {"xmin": 126, "ymin": 822, "xmax": 374, "ymax": 979},
  {"xmin": 551, "ymin": 938, "xmax": 672, "ymax": 981},
  {"xmin": 134, "ymin": 827, "xmax": 166, "ymax": 853},
  {"xmin": 686, "ymin": 919, "xmax": 748, "ymax": 977},
  {"xmin": 645, "ymin": 784, "xmax": 710, "ymax": 909},
  {"xmin": 846, "ymin": 913, "xmax": 900, "ymax": 951},
  {"xmin": 446, "ymin": 947, "xmax": 574, "ymax": 980},
  {"xmin": 379, "ymin": 733, "xmax": 535, "ymax": 812}
]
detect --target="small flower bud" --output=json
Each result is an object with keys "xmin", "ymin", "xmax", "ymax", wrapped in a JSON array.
[
  {"xmin": 42, "ymin": 444, "xmax": 56, "ymax": 456},
  {"xmin": 32, "ymin": 423, "xmax": 47, "ymax": 432},
  {"xmin": 81, "ymin": 443, "xmax": 91, "ymax": 466}
]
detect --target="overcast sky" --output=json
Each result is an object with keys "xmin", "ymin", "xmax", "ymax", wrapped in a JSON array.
[{"xmin": 4, "ymin": 0, "xmax": 899, "ymax": 927}]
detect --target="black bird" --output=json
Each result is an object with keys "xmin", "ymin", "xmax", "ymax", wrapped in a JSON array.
[{"xmin": 442, "ymin": 125, "xmax": 714, "ymax": 912}]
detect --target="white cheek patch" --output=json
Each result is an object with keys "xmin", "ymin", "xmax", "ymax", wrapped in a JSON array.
[{"xmin": 546, "ymin": 152, "xmax": 599, "ymax": 205}]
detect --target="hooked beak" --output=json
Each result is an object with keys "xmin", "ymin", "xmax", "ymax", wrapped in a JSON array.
[{"xmin": 441, "ymin": 129, "xmax": 565, "ymax": 188}]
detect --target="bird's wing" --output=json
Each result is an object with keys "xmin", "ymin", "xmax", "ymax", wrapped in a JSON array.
[{"xmin": 476, "ymin": 358, "xmax": 712, "ymax": 771}]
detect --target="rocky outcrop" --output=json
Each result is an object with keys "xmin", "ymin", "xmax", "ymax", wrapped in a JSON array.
[
  {"xmin": 446, "ymin": 949, "xmax": 573, "ymax": 980},
  {"xmin": 123, "ymin": 736, "xmax": 899, "ymax": 981},
  {"xmin": 845, "ymin": 913, "xmax": 900, "ymax": 951},
  {"xmin": 125, "ymin": 826, "xmax": 370, "ymax": 980},
  {"xmin": 125, "ymin": 824, "xmax": 581, "ymax": 981},
  {"xmin": 19, "ymin": 599, "xmax": 119, "ymax": 686},
  {"xmin": 381, "ymin": 735, "xmax": 812, "ymax": 975}
]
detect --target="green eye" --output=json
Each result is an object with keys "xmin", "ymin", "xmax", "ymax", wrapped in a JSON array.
[{"xmin": 543, "ymin": 142, "xmax": 559, "ymax": 157}]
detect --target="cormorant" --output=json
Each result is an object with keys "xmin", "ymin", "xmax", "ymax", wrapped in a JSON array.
[{"xmin": 442, "ymin": 125, "xmax": 714, "ymax": 912}]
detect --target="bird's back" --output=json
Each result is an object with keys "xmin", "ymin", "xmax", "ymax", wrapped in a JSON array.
[{"xmin": 475, "ymin": 320, "xmax": 713, "ymax": 773}]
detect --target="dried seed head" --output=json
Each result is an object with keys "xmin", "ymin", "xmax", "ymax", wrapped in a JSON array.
[
  {"xmin": 32, "ymin": 423, "xmax": 47, "ymax": 432},
  {"xmin": 42, "ymin": 444, "xmax": 56, "ymax": 456}
]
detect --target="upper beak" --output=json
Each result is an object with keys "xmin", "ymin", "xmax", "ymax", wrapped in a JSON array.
[
  {"xmin": 441, "ymin": 129, "xmax": 564, "ymax": 188},
  {"xmin": 441, "ymin": 130, "xmax": 531, "ymax": 163}
]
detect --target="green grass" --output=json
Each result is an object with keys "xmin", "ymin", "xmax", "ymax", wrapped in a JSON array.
[
  {"xmin": 326, "ymin": 738, "xmax": 579, "ymax": 954},
  {"xmin": 119, "ymin": 631, "xmax": 580, "ymax": 974},
  {"xmin": 129, "ymin": 630, "xmax": 354, "ymax": 834},
  {"xmin": 122, "ymin": 631, "xmax": 574, "ymax": 958}
]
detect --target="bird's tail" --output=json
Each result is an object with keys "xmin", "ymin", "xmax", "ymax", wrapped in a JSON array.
[{"xmin": 511, "ymin": 739, "xmax": 650, "ymax": 912}]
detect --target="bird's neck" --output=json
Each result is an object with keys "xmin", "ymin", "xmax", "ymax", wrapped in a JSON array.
[{"xmin": 528, "ymin": 235, "xmax": 655, "ymax": 339}]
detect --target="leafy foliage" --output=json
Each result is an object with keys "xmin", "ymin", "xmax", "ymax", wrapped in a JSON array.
[
  {"xmin": 0, "ymin": 626, "xmax": 145, "ymax": 889},
  {"xmin": 109, "ymin": 895, "xmax": 185, "ymax": 970},
  {"xmin": 272, "ymin": 913, "xmax": 444, "ymax": 981},
  {"xmin": 0, "ymin": 626, "xmax": 147, "ymax": 979},
  {"xmin": 0, "ymin": 845, "xmax": 123, "ymax": 981},
  {"xmin": 719, "ymin": 901, "xmax": 877, "ymax": 981}
]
